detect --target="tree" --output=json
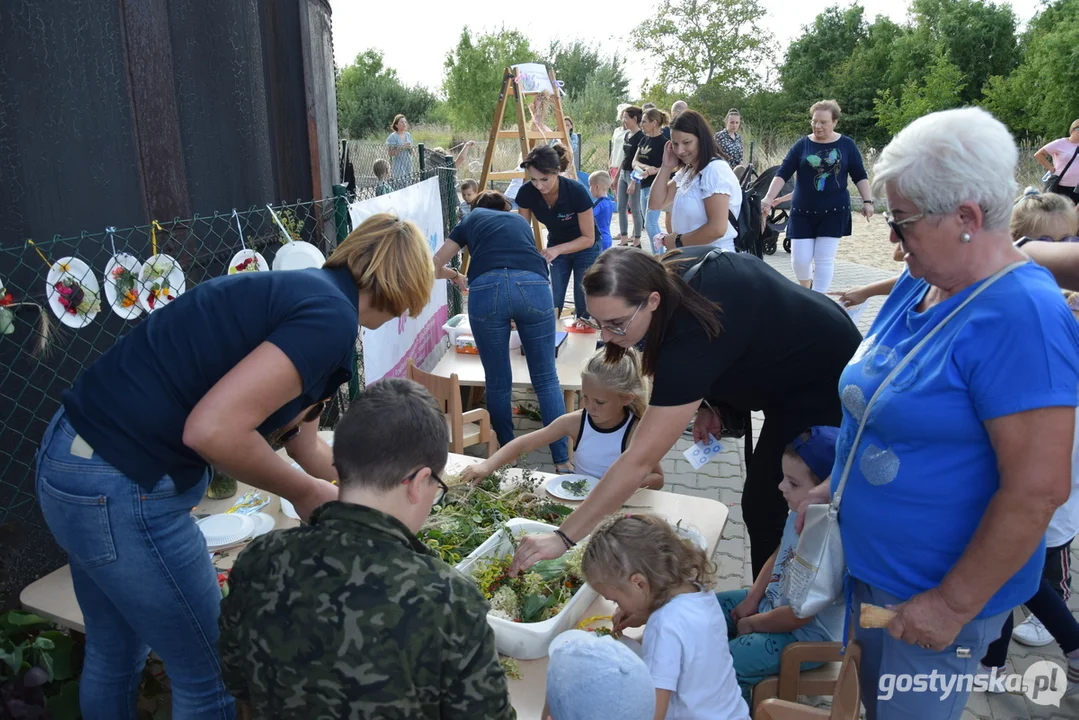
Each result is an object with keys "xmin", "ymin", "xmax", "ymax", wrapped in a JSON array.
[
  {"xmin": 874, "ymin": 49, "xmax": 966, "ymax": 136},
  {"xmin": 832, "ymin": 17, "xmax": 906, "ymax": 144},
  {"xmin": 981, "ymin": 0, "xmax": 1079, "ymax": 140},
  {"xmin": 336, "ymin": 51, "xmax": 436, "ymax": 139},
  {"xmin": 544, "ymin": 41, "xmax": 629, "ymax": 101},
  {"xmin": 631, "ymin": 0, "xmax": 772, "ymax": 93},
  {"xmin": 563, "ymin": 65, "xmax": 627, "ymax": 129},
  {"xmin": 778, "ymin": 6, "xmax": 868, "ymax": 112},
  {"xmin": 442, "ymin": 28, "xmax": 538, "ymax": 131}
]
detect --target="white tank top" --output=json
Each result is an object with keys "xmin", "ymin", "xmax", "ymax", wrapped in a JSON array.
[{"xmin": 573, "ymin": 410, "xmax": 637, "ymax": 480}]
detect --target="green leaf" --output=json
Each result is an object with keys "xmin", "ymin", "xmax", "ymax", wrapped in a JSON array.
[
  {"xmin": 46, "ymin": 680, "xmax": 82, "ymax": 720},
  {"xmin": 0, "ymin": 307, "xmax": 14, "ymax": 336},
  {"xmin": 0, "ymin": 641, "xmax": 24, "ymax": 676},
  {"xmin": 1, "ymin": 610, "xmax": 52, "ymax": 635},
  {"xmin": 41, "ymin": 631, "xmax": 76, "ymax": 681},
  {"xmin": 31, "ymin": 643, "xmax": 55, "ymax": 682},
  {"xmin": 521, "ymin": 594, "xmax": 555, "ymax": 623}
]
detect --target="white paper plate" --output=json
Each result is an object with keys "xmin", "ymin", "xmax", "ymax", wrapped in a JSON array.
[
  {"xmin": 102, "ymin": 253, "xmax": 144, "ymax": 320},
  {"xmin": 227, "ymin": 248, "xmax": 268, "ymax": 275},
  {"xmin": 46, "ymin": 257, "xmax": 101, "ymax": 329},
  {"xmin": 137, "ymin": 254, "xmax": 186, "ymax": 313},
  {"xmin": 279, "ymin": 498, "xmax": 300, "ymax": 521},
  {"xmin": 197, "ymin": 513, "xmax": 255, "ymax": 549},
  {"xmin": 545, "ymin": 474, "xmax": 600, "ymax": 501},
  {"xmin": 272, "ymin": 241, "xmax": 325, "ymax": 271},
  {"xmin": 250, "ymin": 512, "xmax": 276, "ymax": 537}
]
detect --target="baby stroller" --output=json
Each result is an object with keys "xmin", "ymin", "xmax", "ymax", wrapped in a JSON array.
[{"xmin": 739, "ymin": 164, "xmax": 794, "ymax": 255}]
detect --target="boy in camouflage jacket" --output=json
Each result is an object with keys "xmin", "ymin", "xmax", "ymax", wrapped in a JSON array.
[{"xmin": 218, "ymin": 378, "xmax": 515, "ymax": 719}]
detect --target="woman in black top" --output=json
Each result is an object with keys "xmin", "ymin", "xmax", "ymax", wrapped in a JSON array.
[
  {"xmin": 515, "ymin": 144, "xmax": 598, "ymax": 324},
  {"xmin": 616, "ymin": 105, "xmax": 644, "ymax": 247},
  {"xmin": 633, "ymin": 108, "xmax": 669, "ymax": 253},
  {"xmin": 509, "ymin": 246, "xmax": 861, "ymax": 578}
]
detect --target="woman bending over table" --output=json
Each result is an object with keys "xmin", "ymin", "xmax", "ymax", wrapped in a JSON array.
[
  {"xmin": 433, "ymin": 190, "xmax": 570, "ymax": 471},
  {"xmin": 35, "ymin": 214, "xmax": 434, "ymax": 719}
]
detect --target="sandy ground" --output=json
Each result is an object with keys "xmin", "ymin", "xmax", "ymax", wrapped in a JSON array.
[{"xmin": 773, "ymin": 211, "xmax": 901, "ymax": 274}]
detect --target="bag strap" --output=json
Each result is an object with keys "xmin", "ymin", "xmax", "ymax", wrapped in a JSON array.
[
  {"xmin": 1058, "ymin": 147, "xmax": 1079, "ymax": 180},
  {"xmin": 829, "ymin": 260, "xmax": 1029, "ymax": 510}
]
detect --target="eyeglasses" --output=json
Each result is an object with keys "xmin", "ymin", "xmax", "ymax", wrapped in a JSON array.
[
  {"xmin": 403, "ymin": 468, "xmax": 448, "ymax": 506},
  {"xmin": 272, "ymin": 399, "xmax": 329, "ymax": 448},
  {"xmin": 578, "ymin": 303, "xmax": 644, "ymax": 336},
  {"xmin": 883, "ymin": 212, "xmax": 926, "ymax": 243}
]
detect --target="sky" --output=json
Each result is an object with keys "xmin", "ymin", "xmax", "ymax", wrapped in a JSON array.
[{"xmin": 328, "ymin": 0, "xmax": 1042, "ymax": 98}]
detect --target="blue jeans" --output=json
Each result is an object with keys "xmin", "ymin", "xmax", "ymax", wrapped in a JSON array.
[
  {"xmin": 468, "ymin": 269, "xmax": 569, "ymax": 463},
  {"xmin": 638, "ymin": 186, "xmax": 661, "ymax": 254},
  {"xmin": 35, "ymin": 409, "xmax": 234, "ymax": 720},
  {"xmin": 617, "ymin": 170, "xmax": 643, "ymax": 239},
  {"xmin": 549, "ymin": 242, "xmax": 601, "ymax": 320},
  {"xmin": 717, "ymin": 589, "xmax": 809, "ymax": 704},
  {"xmin": 853, "ymin": 580, "xmax": 1007, "ymax": 720}
]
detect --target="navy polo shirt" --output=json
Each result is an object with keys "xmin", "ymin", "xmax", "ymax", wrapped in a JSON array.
[
  {"xmin": 514, "ymin": 176, "xmax": 595, "ymax": 247},
  {"xmin": 449, "ymin": 208, "xmax": 549, "ymax": 282},
  {"xmin": 63, "ymin": 267, "xmax": 359, "ymax": 491}
]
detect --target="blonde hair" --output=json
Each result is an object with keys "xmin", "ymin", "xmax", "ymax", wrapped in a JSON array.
[
  {"xmin": 324, "ymin": 213, "xmax": 433, "ymax": 317},
  {"xmin": 810, "ymin": 99, "xmax": 841, "ymax": 121},
  {"xmin": 582, "ymin": 513, "xmax": 716, "ymax": 612},
  {"xmin": 588, "ymin": 170, "xmax": 612, "ymax": 191},
  {"xmin": 1011, "ymin": 190, "xmax": 1078, "ymax": 241},
  {"xmin": 643, "ymin": 108, "xmax": 668, "ymax": 127},
  {"xmin": 581, "ymin": 347, "xmax": 649, "ymax": 418}
]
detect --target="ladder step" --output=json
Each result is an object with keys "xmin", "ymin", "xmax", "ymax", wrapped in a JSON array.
[
  {"xmin": 495, "ymin": 130, "xmax": 564, "ymax": 140},
  {"xmin": 486, "ymin": 171, "xmax": 526, "ymax": 180}
]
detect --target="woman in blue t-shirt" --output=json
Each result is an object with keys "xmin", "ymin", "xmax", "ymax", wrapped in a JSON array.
[
  {"xmin": 761, "ymin": 100, "xmax": 874, "ymax": 294},
  {"xmin": 514, "ymin": 144, "xmax": 598, "ymax": 326},
  {"xmin": 433, "ymin": 191, "xmax": 570, "ymax": 470},
  {"xmin": 34, "ymin": 214, "xmax": 435, "ymax": 718},
  {"xmin": 797, "ymin": 107, "xmax": 1079, "ymax": 720}
]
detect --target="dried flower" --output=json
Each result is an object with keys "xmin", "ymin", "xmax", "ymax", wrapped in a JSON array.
[{"xmin": 54, "ymin": 278, "xmax": 99, "ymax": 316}]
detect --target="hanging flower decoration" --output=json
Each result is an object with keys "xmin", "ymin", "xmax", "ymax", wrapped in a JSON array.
[
  {"xmin": 232, "ymin": 255, "xmax": 262, "ymax": 273},
  {"xmin": 54, "ymin": 276, "xmax": 101, "ymax": 317},
  {"xmin": 110, "ymin": 264, "xmax": 140, "ymax": 308},
  {"xmin": 138, "ymin": 254, "xmax": 185, "ymax": 313},
  {"xmin": 0, "ymin": 282, "xmax": 14, "ymax": 337}
]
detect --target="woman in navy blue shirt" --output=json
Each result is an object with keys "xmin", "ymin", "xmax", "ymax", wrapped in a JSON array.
[
  {"xmin": 34, "ymin": 214, "xmax": 435, "ymax": 718},
  {"xmin": 760, "ymin": 100, "xmax": 874, "ymax": 294},
  {"xmin": 515, "ymin": 144, "xmax": 598, "ymax": 325},
  {"xmin": 433, "ymin": 191, "xmax": 570, "ymax": 470}
]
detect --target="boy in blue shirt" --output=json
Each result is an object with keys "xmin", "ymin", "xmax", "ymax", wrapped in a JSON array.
[
  {"xmin": 715, "ymin": 426, "xmax": 845, "ymax": 703},
  {"xmin": 589, "ymin": 171, "xmax": 615, "ymax": 251}
]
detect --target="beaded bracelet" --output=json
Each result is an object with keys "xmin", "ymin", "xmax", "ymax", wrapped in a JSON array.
[{"xmin": 554, "ymin": 528, "xmax": 576, "ymax": 549}]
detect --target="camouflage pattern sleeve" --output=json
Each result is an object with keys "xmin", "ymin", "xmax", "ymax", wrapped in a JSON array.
[
  {"xmin": 440, "ymin": 574, "xmax": 516, "ymax": 719},
  {"xmin": 218, "ymin": 552, "xmax": 252, "ymax": 703}
]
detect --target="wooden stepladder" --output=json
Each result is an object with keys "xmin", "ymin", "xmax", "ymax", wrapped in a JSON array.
[{"xmin": 477, "ymin": 66, "xmax": 572, "ymax": 251}]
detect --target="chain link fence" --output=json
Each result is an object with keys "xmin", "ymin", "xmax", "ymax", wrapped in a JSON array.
[{"xmin": 0, "ymin": 162, "xmax": 462, "ymax": 606}]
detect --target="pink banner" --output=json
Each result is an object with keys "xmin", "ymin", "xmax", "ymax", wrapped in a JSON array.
[{"xmin": 384, "ymin": 305, "xmax": 450, "ymax": 379}]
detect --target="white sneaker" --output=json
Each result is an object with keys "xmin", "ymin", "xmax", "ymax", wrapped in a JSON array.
[
  {"xmin": 975, "ymin": 664, "xmax": 1016, "ymax": 694},
  {"xmin": 1012, "ymin": 615, "xmax": 1054, "ymax": 647}
]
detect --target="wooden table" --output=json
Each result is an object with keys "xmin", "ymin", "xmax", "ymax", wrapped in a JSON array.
[
  {"xmin": 19, "ymin": 448, "xmax": 729, "ymax": 719},
  {"xmin": 430, "ymin": 327, "xmax": 599, "ymax": 412}
]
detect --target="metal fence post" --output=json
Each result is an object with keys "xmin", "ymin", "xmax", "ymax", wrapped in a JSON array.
[
  {"xmin": 437, "ymin": 156, "xmax": 464, "ymax": 317},
  {"xmin": 418, "ymin": 143, "xmax": 426, "ymax": 174},
  {"xmin": 332, "ymin": 183, "xmax": 350, "ymax": 247}
]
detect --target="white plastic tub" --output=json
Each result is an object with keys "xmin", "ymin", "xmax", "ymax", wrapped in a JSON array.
[
  {"xmin": 443, "ymin": 313, "xmax": 520, "ymax": 350},
  {"xmin": 456, "ymin": 518, "xmax": 598, "ymax": 660}
]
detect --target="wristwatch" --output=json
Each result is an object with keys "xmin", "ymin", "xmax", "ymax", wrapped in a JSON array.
[{"xmin": 674, "ymin": 233, "xmax": 683, "ymax": 248}]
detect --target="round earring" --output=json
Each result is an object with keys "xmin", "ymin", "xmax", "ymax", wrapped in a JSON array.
[{"xmin": 960, "ymin": 232, "xmax": 972, "ymax": 243}]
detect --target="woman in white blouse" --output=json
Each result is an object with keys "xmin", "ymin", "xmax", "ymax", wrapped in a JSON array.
[{"xmin": 648, "ymin": 110, "xmax": 742, "ymax": 252}]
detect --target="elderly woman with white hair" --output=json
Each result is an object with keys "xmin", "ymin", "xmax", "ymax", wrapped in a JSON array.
[{"xmin": 797, "ymin": 107, "xmax": 1079, "ymax": 719}]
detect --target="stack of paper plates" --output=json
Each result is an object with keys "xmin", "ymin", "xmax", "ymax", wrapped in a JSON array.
[{"xmin": 197, "ymin": 514, "xmax": 255, "ymax": 550}]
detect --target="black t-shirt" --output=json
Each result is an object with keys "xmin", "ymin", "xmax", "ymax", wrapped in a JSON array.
[
  {"xmin": 515, "ymin": 176, "xmax": 596, "ymax": 247},
  {"xmin": 635, "ymin": 135, "xmax": 667, "ymax": 189},
  {"xmin": 449, "ymin": 208, "xmax": 549, "ymax": 282},
  {"xmin": 64, "ymin": 268, "xmax": 358, "ymax": 491},
  {"xmin": 621, "ymin": 130, "xmax": 644, "ymax": 172},
  {"xmin": 649, "ymin": 247, "xmax": 862, "ymax": 412}
]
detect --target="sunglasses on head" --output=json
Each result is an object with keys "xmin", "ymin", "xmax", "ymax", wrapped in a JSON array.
[{"xmin": 272, "ymin": 399, "xmax": 329, "ymax": 448}]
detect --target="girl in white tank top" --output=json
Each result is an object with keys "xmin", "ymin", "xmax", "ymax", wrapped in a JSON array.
[{"xmin": 461, "ymin": 348, "xmax": 664, "ymax": 489}]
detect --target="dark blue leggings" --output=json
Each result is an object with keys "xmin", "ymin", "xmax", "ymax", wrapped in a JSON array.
[{"xmin": 981, "ymin": 577, "xmax": 1079, "ymax": 668}]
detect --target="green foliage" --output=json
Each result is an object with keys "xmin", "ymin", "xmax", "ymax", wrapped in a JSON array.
[
  {"xmin": 0, "ymin": 611, "xmax": 81, "ymax": 719},
  {"xmin": 631, "ymin": 0, "xmax": 772, "ymax": 93},
  {"xmin": 875, "ymin": 48, "xmax": 966, "ymax": 136},
  {"xmin": 442, "ymin": 28, "xmax": 539, "ymax": 131},
  {"xmin": 981, "ymin": 0, "xmax": 1079, "ymax": 140},
  {"xmin": 337, "ymin": 50, "xmax": 437, "ymax": 140},
  {"xmin": 544, "ymin": 40, "xmax": 629, "ymax": 102}
]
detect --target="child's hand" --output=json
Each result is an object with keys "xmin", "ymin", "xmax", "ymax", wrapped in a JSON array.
[
  {"xmin": 459, "ymin": 462, "xmax": 492, "ymax": 484},
  {"xmin": 730, "ymin": 595, "xmax": 759, "ymax": 624},
  {"xmin": 828, "ymin": 286, "xmax": 870, "ymax": 308},
  {"xmin": 612, "ymin": 606, "xmax": 648, "ymax": 636},
  {"xmin": 735, "ymin": 616, "xmax": 756, "ymax": 637}
]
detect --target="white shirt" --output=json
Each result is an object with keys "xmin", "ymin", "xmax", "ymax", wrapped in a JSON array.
[
  {"xmin": 1046, "ymin": 407, "xmax": 1079, "ymax": 547},
  {"xmin": 672, "ymin": 160, "xmax": 742, "ymax": 252},
  {"xmin": 572, "ymin": 410, "xmax": 636, "ymax": 480},
  {"xmin": 643, "ymin": 591, "xmax": 750, "ymax": 720},
  {"xmin": 611, "ymin": 128, "xmax": 629, "ymax": 170}
]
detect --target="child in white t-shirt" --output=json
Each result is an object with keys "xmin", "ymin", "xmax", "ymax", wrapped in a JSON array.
[{"xmin": 581, "ymin": 513, "xmax": 749, "ymax": 720}]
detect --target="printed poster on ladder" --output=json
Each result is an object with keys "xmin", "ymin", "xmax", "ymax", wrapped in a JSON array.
[{"xmin": 347, "ymin": 177, "xmax": 447, "ymax": 383}]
